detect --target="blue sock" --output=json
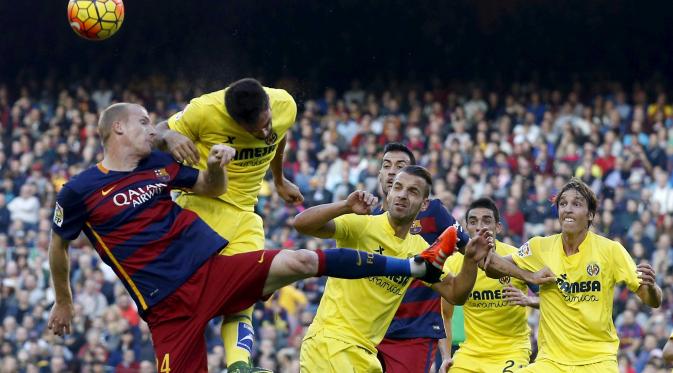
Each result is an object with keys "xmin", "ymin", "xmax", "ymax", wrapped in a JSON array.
[{"xmin": 316, "ymin": 248, "xmax": 411, "ymax": 278}]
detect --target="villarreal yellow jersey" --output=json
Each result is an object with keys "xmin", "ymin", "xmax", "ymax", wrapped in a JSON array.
[
  {"xmin": 444, "ymin": 240, "xmax": 531, "ymax": 356},
  {"xmin": 512, "ymin": 231, "xmax": 640, "ymax": 365},
  {"xmin": 305, "ymin": 213, "xmax": 429, "ymax": 353},
  {"xmin": 168, "ymin": 87, "xmax": 297, "ymax": 211}
]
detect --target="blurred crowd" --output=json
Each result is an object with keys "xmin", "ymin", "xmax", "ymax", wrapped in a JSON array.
[{"xmin": 1, "ymin": 74, "xmax": 673, "ymax": 372}]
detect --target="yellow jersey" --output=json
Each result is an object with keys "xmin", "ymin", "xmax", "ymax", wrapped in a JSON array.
[
  {"xmin": 168, "ymin": 87, "xmax": 297, "ymax": 211},
  {"xmin": 512, "ymin": 231, "xmax": 640, "ymax": 365},
  {"xmin": 305, "ymin": 213, "xmax": 429, "ymax": 353},
  {"xmin": 444, "ymin": 240, "xmax": 530, "ymax": 356}
]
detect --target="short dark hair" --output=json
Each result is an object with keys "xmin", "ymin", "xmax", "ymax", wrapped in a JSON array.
[
  {"xmin": 224, "ymin": 78, "xmax": 269, "ymax": 127},
  {"xmin": 383, "ymin": 142, "xmax": 416, "ymax": 165},
  {"xmin": 465, "ymin": 197, "xmax": 500, "ymax": 223},
  {"xmin": 399, "ymin": 165, "xmax": 432, "ymax": 197},
  {"xmin": 555, "ymin": 177, "xmax": 598, "ymax": 226}
]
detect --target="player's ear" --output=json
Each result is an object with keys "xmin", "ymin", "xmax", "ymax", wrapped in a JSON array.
[
  {"xmin": 112, "ymin": 120, "xmax": 124, "ymax": 135},
  {"xmin": 421, "ymin": 198, "xmax": 430, "ymax": 211}
]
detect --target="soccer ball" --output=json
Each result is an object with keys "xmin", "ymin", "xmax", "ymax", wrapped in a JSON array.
[{"xmin": 67, "ymin": 0, "xmax": 125, "ymax": 41}]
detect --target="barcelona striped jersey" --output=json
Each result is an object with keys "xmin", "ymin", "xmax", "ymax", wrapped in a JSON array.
[{"xmin": 52, "ymin": 151, "xmax": 228, "ymax": 316}]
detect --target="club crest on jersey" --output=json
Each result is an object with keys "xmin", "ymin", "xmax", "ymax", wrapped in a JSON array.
[
  {"xmin": 518, "ymin": 242, "xmax": 531, "ymax": 258},
  {"xmin": 410, "ymin": 219, "xmax": 422, "ymax": 234},
  {"xmin": 53, "ymin": 202, "xmax": 64, "ymax": 227},
  {"xmin": 586, "ymin": 263, "xmax": 600, "ymax": 277},
  {"xmin": 265, "ymin": 130, "xmax": 278, "ymax": 145},
  {"xmin": 154, "ymin": 168, "xmax": 170, "ymax": 182},
  {"xmin": 499, "ymin": 275, "xmax": 511, "ymax": 285}
]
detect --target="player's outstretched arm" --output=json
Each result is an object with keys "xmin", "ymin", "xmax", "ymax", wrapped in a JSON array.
[
  {"xmin": 155, "ymin": 120, "xmax": 199, "ymax": 165},
  {"xmin": 272, "ymin": 136, "xmax": 304, "ymax": 205},
  {"xmin": 47, "ymin": 232, "xmax": 74, "ymax": 337},
  {"xmin": 635, "ymin": 262, "xmax": 662, "ymax": 308},
  {"xmin": 431, "ymin": 229, "xmax": 492, "ymax": 304},
  {"xmin": 483, "ymin": 254, "xmax": 556, "ymax": 286},
  {"xmin": 293, "ymin": 190, "xmax": 378, "ymax": 239},
  {"xmin": 191, "ymin": 145, "xmax": 235, "ymax": 197}
]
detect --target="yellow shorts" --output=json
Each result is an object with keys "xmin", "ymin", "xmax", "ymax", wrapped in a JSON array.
[
  {"xmin": 176, "ymin": 194, "xmax": 264, "ymax": 255},
  {"xmin": 516, "ymin": 358, "xmax": 617, "ymax": 373},
  {"xmin": 449, "ymin": 348, "xmax": 530, "ymax": 373},
  {"xmin": 300, "ymin": 332, "xmax": 382, "ymax": 373}
]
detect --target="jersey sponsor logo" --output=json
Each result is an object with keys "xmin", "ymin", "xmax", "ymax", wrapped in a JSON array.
[
  {"xmin": 467, "ymin": 288, "xmax": 512, "ymax": 308},
  {"xmin": 410, "ymin": 219, "xmax": 422, "ymax": 234},
  {"xmin": 224, "ymin": 135, "xmax": 236, "ymax": 144},
  {"xmin": 154, "ymin": 168, "xmax": 170, "ymax": 182},
  {"xmin": 586, "ymin": 262, "xmax": 600, "ymax": 276},
  {"xmin": 53, "ymin": 202, "xmax": 64, "ymax": 227},
  {"xmin": 499, "ymin": 275, "xmax": 511, "ymax": 285},
  {"xmin": 101, "ymin": 185, "xmax": 117, "ymax": 196},
  {"xmin": 469, "ymin": 289, "xmax": 504, "ymax": 300},
  {"xmin": 367, "ymin": 276, "xmax": 406, "ymax": 296},
  {"xmin": 385, "ymin": 274, "xmax": 410, "ymax": 286},
  {"xmin": 112, "ymin": 183, "xmax": 168, "ymax": 208},
  {"xmin": 232, "ymin": 143, "xmax": 277, "ymax": 161},
  {"xmin": 517, "ymin": 242, "xmax": 531, "ymax": 258},
  {"xmin": 556, "ymin": 273, "xmax": 601, "ymax": 302}
]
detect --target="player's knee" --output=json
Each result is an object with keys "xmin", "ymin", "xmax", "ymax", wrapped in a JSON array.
[{"xmin": 286, "ymin": 249, "xmax": 318, "ymax": 276}]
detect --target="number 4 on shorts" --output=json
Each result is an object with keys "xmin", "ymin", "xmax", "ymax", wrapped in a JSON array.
[{"xmin": 156, "ymin": 354, "xmax": 170, "ymax": 372}]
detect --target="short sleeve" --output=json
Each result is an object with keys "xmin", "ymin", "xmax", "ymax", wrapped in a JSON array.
[
  {"xmin": 333, "ymin": 214, "xmax": 366, "ymax": 248},
  {"xmin": 167, "ymin": 101, "xmax": 202, "ymax": 142},
  {"xmin": 511, "ymin": 239, "xmax": 545, "ymax": 273},
  {"xmin": 151, "ymin": 151, "xmax": 199, "ymax": 189},
  {"xmin": 172, "ymin": 164, "xmax": 199, "ymax": 189},
  {"xmin": 612, "ymin": 242, "xmax": 640, "ymax": 292},
  {"xmin": 332, "ymin": 214, "xmax": 353, "ymax": 241},
  {"xmin": 52, "ymin": 185, "xmax": 88, "ymax": 241}
]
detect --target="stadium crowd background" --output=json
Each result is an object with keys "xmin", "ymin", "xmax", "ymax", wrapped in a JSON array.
[{"xmin": 0, "ymin": 72, "xmax": 672, "ymax": 372}]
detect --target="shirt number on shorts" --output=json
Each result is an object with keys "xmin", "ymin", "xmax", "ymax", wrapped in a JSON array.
[{"xmin": 502, "ymin": 359, "xmax": 515, "ymax": 373}]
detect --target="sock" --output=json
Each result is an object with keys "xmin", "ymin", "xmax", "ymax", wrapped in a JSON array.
[
  {"xmin": 409, "ymin": 259, "xmax": 427, "ymax": 277},
  {"xmin": 222, "ymin": 308, "xmax": 254, "ymax": 367},
  {"xmin": 315, "ymin": 248, "xmax": 412, "ymax": 278}
]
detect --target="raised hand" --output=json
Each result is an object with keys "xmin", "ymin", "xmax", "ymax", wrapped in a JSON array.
[
  {"xmin": 208, "ymin": 144, "xmax": 236, "ymax": 168},
  {"xmin": 345, "ymin": 191, "xmax": 378, "ymax": 215},
  {"xmin": 464, "ymin": 227, "xmax": 493, "ymax": 263},
  {"xmin": 166, "ymin": 131, "xmax": 199, "ymax": 165},
  {"xmin": 637, "ymin": 263, "xmax": 656, "ymax": 287},
  {"xmin": 276, "ymin": 177, "xmax": 305, "ymax": 205},
  {"xmin": 503, "ymin": 284, "xmax": 531, "ymax": 306}
]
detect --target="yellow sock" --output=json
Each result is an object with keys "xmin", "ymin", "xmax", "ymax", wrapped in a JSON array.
[{"xmin": 222, "ymin": 306, "xmax": 255, "ymax": 367}]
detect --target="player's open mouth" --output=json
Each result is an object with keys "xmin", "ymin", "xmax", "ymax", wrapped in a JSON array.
[{"xmin": 563, "ymin": 217, "xmax": 575, "ymax": 223}]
